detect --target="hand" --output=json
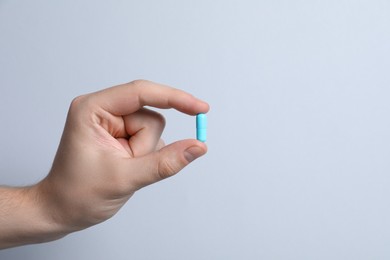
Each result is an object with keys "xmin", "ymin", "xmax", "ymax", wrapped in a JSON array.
[{"xmin": 3, "ymin": 80, "xmax": 208, "ymax": 246}]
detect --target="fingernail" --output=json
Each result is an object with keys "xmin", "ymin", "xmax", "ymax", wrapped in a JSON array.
[{"xmin": 184, "ymin": 146, "xmax": 204, "ymax": 163}]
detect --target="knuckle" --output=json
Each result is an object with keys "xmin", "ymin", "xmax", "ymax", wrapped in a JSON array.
[
  {"xmin": 130, "ymin": 79, "xmax": 149, "ymax": 88},
  {"xmin": 68, "ymin": 96, "xmax": 85, "ymax": 118},
  {"xmin": 151, "ymin": 110, "xmax": 166, "ymax": 128},
  {"xmin": 69, "ymin": 94, "xmax": 91, "ymax": 113},
  {"xmin": 140, "ymin": 108, "xmax": 166, "ymax": 129},
  {"xmin": 157, "ymin": 156, "xmax": 180, "ymax": 180},
  {"xmin": 70, "ymin": 95, "xmax": 85, "ymax": 109},
  {"xmin": 68, "ymin": 94, "xmax": 98, "ymax": 124},
  {"xmin": 129, "ymin": 79, "xmax": 148, "ymax": 106}
]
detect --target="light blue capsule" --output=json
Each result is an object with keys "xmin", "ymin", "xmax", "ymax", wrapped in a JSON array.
[{"xmin": 196, "ymin": 113, "xmax": 207, "ymax": 142}]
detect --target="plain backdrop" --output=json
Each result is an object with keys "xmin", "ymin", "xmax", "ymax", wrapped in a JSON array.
[{"xmin": 1, "ymin": 0, "xmax": 390, "ymax": 259}]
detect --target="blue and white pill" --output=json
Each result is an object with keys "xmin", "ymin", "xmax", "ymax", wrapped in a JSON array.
[{"xmin": 196, "ymin": 113, "xmax": 207, "ymax": 142}]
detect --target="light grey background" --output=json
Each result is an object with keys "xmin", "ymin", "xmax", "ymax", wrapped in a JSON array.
[{"xmin": 1, "ymin": 0, "xmax": 390, "ymax": 259}]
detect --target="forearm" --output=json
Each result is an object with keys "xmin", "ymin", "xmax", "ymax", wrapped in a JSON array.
[{"xmin": 0, "ymin": 184, "xmax": 66, "ymax": 249}]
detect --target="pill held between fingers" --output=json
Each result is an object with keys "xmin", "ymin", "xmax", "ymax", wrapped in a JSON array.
[{"xmin": 196, "ymin": 113, "xmax": 207, "ymax": 142}]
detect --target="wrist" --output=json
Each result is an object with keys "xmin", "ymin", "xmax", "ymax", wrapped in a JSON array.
[
  {"xmin": 0, "ymin": 184, "xmax": 69, "ymax": 249},
  {"xmin": 24, "ymin": 184, "xmax": 70, "ymax": 243}
]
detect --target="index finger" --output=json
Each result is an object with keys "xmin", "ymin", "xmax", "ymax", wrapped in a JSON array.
[{"xmin": 90, "ymin": 80, "xmax": 210, "ymax": 116}]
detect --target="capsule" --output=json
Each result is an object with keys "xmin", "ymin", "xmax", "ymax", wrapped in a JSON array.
[{"xmin": 196, "ymin": 113, "xmax": 207, "ymax": 142}]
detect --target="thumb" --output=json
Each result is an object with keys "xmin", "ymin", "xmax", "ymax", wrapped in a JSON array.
[{"xmin": 130, "ymin": 139, "xmax": 207, "ymax": 190}]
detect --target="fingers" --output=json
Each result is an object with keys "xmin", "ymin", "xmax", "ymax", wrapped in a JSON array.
[
  {"xmin": 79, "ymin": 80, "xmax": 209, "ymax": 192},
  {"xmin": 91, "ymin": 80, "xmax": 209, "ymax": 116},
  {"xmin": 122, "ymin": 108, "xmax": 165, "ymax": 157},
  {"xmin": 127, "ymin": 139, "xmax": 207, "ymax": 190}
]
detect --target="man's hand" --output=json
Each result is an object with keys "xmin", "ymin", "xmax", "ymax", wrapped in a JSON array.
[{"xmin": 0, "ymin": 80, "xmax": 209, "ymax": 249}]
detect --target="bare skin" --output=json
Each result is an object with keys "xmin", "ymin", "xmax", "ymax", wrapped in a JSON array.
[{"xmin": 0, "ymin": 80, "xmax": 209, "ymax": 249}]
